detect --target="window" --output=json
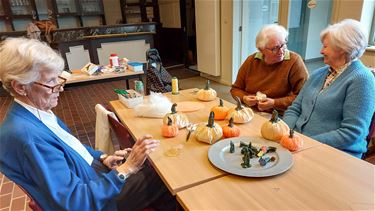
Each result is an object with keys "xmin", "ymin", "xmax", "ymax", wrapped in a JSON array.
[{"xmin": 369, "ymin": 13, "xmax": 375, "ymax": 46}]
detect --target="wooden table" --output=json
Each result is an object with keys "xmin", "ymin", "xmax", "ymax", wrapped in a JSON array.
[
  {"xmin": 67, "ymin": 70, "xmax": 144, "ymax": 89},
  {"xmin": 110, "ymin": 89, "xmax": 321, "ymax": 195},
  {"xmin": 176, "ymin": 143, "xmax": 375, "ymax": 210}
]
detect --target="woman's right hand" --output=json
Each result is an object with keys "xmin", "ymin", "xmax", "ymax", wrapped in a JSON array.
[
  {"xmin": 116, "ymin": 134, "xmax": 160, "ymax": 175},
  {"xmin": 243, "ymin": 95, "xmax": 258, "ymax": 107}
]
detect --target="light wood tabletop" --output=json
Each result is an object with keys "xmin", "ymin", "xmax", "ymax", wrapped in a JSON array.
[
  {"xmin": 66, "ymin": 69, "xmax": 144, "ymax": 86},
  {"xmin": 176, "ymin": 143, "xmax": 375, "ymax": 210},
  {"xmin": 110, "ymin": 89, "xmax": 322, "ymax": 195}
]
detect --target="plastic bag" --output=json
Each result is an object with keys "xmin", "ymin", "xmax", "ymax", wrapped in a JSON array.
[{"xmin": 134, "ymin": 92, "xmax": 172, "ymax": 118}]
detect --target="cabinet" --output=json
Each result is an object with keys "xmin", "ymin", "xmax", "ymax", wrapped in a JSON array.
[
  {"xmin": 0, "ymin": 0, "xmax": 106, "ymax": 32},
  {"xmin": 51, "ymin": 0, "xmax": 105, "ymax": 28},
  {"xmin": 120, "ymin": 0, "xmax": 159, "ymax": 24},
  {"xmin": 0, "ymin": 0, "xmax": 38, "ymax": 32}
]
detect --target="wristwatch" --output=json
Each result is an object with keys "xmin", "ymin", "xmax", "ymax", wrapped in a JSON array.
[
  {"xmin": 99, "ymin": 153, "xmax": 108, "ymax": 162},
  {"xmin": 114, "ymin": 169, "xmax": 130, "ymax": 182}
]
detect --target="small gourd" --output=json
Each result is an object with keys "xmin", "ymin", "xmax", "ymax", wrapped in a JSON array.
[
  {"xmin": 197, "ymin": 80, "xmax": 217, "ymax": 101},
  {"xmin": 162, "ymin": 117, "xmax": 179, "ymax": 138},
  {"xmin": 163, "ymin": 103, "xmax": 189, "ymax": 128},
  {"xmin": 195, "ymin": 111, "xmax": 223, "ymax": 144},
  {"xmin": 280, "ymin": 129, "xmax": 303, "ymax": 151},
  {"xmin": 210, "ymin": 98, "xmax": 229, "ymax": 120},
  {"xmin": 261, "ymin": 110, "xmax": 289, "ymax": 142},
  {"xmin": 222, "ymin": 117, "xmax": 240, "ymax": 138},
  {"xmin": 226, "ymin": 96, "xmax": 254, "ymax": 123}
]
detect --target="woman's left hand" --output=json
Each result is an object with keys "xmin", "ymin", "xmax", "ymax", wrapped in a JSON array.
[
  {"xmin": 102, "ymin": 155, "xmax": 126, "ymax": 169},
  {"xmin": 257, "ymin": 98, "xmax": 274, "ymax": 111}
]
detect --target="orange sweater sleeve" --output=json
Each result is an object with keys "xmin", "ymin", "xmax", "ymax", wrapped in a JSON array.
[{"xmin": 230, "ymin": 56, "xmax": 254, "ymax": 102}]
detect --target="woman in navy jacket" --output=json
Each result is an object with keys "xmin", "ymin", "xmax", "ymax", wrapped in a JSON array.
[{"xmin": 0, "ymin": 38, "xmax": 175, "ymax": 210}]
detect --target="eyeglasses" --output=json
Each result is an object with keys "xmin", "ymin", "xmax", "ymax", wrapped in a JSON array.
[
  {"xmin": 265, "ymin": 43, "xmax": 287, "ymax": 54},
  {"xmin": 34, "ymin": 76, "xmax": 67, "ymax": 93}
]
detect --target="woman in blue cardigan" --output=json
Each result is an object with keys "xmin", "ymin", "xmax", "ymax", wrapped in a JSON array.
[
  {"xmin": 283, "ymin": 19, "xmax": 375, "ymax": 158},
  {"xmin": 0, "ymin": 38, "xmax": 175, "ymax": 210}
]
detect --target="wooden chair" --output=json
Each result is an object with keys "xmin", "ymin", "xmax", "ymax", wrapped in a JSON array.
[
  {"xmin": 107, "ymin": 114, "xmax": 136, "ymax": 150},
  {"xmin": 17, "ymin": 185, "xmax": 43, "ymax": 211},
  {"xmin": 363, "ymin": 112, "xmax": 375, "ymax": 163}
]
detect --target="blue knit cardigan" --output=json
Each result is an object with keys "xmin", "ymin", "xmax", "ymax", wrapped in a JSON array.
[
  {"xmin": 283, "ymin": 60, "xmax": 375, "ymax": 158},
  {"xmin": 0, "ymin": 103, "xmax": 124, "ymax": 210}
]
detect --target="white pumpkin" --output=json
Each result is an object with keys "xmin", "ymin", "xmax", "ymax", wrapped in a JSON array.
[
  {"xmin": 197, "ymin": 80, "xmax": 217, "ymax": 101},
  {"xmin": 261, "ymin": 110, "xmax": 290, "ymax": 142},
  {"xmin": 226, "ymin": 96, "xmax": 254, "ymax": 123},
  {"xmin": 163, "ymin": 103, "xmax": 190, "ymax": 128},
  {"xmin": 195, "ymin": 111, "xmax": 223, "ymax": 144}
]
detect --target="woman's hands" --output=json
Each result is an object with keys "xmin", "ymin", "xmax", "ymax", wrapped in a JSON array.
[
  {"xmin": 102, "ymin": 149, "xmax": 132, "ymax": 170},
  {"xmin": 116, "ymin": 134, "xmax": 160, "ymax": 175},
  {"xmin": 243, "ymin": 95, "xmax": 274, "ymax": 111}
]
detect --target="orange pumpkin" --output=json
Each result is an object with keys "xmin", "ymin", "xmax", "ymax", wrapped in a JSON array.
[
  {"xmin": 222, "ymin": 117, "xmax": 240, "ymax": 138},
  {"xmin": 162, "ymin": 117, "xmax": 179, "ymax": 138},
  {"xmin": 280, "ymin": 129, "xmax": 303, "ymax": 151},
  {"xmin": 260, "ymin": 110, "xmax": 289, "ymax": 142},
  {"xmin": 211, "ymin": 98, "xmax": 229, "ymax": 120}
]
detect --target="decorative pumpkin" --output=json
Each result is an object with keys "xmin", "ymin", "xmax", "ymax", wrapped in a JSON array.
[
  {"xmin": 197, "ymin": 80, "xmax": 217, "ymax": 101},
  {"xmin": 162, "ymin": 117, "xmax": 179, "ymax": 138},
  {"xmin": 211, "ymin": 98, "xmax": 229, "ymax": 120},
  {"xmin": 261, "ymin": 110, "xmax": 289, "ymax": 142},
  {"xmin": 280, "ymin": 129, "xmax": 303, "ymax": 151},
  {"xmin": 163, "ymin": 103, "xmax": 189, "ymax": 128},
  {"xmin": 256, "ymin": 91, "xmax": 267, "ymax": 101},
  {"xmin": 222, "ymin": 117, "xmax": 240, "ymax": 138},
  {"xmin": 226, "ymin": 96, "xmax": 254, "ymax": 123},
  {"xmin": 195, "ymin": 111, "xmax": 223, "ymax": 144}
]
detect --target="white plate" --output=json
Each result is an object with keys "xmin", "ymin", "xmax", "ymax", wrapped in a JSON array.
[{"xmin": 208, "ymin": 136, "xmax": 293, "ymax": 177}]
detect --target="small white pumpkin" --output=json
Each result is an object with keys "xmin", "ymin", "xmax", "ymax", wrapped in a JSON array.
[
  {"xmin": 195, "ymin": 111, "xmax": 223, "ymax": 144},
  {"xmin": 197, "ymin": 80, "xmax": 217, "ymax": 101},
  {"xmin": 261, "ymin": 110, "xmax": 290, "ymax": 142},
  {"xmin": 226, "ymin": 96, "xmax": 254, "ymax": 123},
  {"xmin": 163, "ymin": 103, "xmax": 190, "ymax": 128}
]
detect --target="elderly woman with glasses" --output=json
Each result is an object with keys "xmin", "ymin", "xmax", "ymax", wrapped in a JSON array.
[
  {"xmin": 283, "ymin": 19, "xmax": 375, "ymax": 158},
  {"xmin": 230, "ymin": 24, "xmax": 308, "ymax": 115},
  {"xmin": 0, "ymin": 38, "xmax": 175, "ymax": 210}
]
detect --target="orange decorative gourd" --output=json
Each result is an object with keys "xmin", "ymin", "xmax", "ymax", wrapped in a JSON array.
[
  {"xmin": 162, "ymin": 117, "xmax": 179, "ymax": 138},
  {"xmin": 280, "ymin": 129, "xmax": 303, "ymax": 151},
  {"xmin": 260, "ymin": 110, "xmax": 289, "ymax": 142},
  {"xmin": 211, "ymin": 98, "xmax": 229, "ymax": 120},
  {"xmin": 222, "ymin": 117, "xmax": 240, "ymax": 138}
]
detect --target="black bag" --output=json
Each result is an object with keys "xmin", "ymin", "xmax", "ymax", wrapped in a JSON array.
[{"xmin": 146, "ymin": 48, "xmax": 172, "ymax": 93}]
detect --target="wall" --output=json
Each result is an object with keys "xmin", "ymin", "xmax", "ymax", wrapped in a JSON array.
[
  {"xmin": 159, "ymin": 0, "xmax": 181, "ymax": 28},
  {"xmin": 103, "ymin": 0, "xmax": 122, "ymax": 25},
  {"xmin": 195, "ymin": 0, "xmax": 221, "ymax": 76},
  {"xmin": 362, "ymin": 48, "xmax": 375, "ymax": 67}
]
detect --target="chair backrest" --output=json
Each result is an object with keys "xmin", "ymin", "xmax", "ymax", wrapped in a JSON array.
[
  {"xmin": 107, "ymin": 114, "xmax": 136, "ymax": 149},
  {"xmin": 17, "ymin": 185, "xmax": 43, "ymax": 211},
  {"xmin": 366, "ymin": 112, "xmax": 375, "ymax": 146},
  {"xmin": 363, "ymin": 112, "xmax": 375, "ymax": 160},
  {"xmin": 145, "ymin": 48, "xmax": 172, "ymax": 94}
]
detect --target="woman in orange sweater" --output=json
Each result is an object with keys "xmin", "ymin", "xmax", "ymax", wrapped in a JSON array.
[{"xmin": 230, "ymin": 24, "xmax": 308, "ymax": 114}]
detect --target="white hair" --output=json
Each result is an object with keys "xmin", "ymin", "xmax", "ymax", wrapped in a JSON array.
[
  {"xmin": 0, "ymin": 38, "xmax": 64, "ymax": 96},
  {"xmin": 256, "ymin": 24, "xmax": 289, "ymax": 49},
  {"xmin": 320, "ymin": 19, "xmax": 368, "ymax": 61}
]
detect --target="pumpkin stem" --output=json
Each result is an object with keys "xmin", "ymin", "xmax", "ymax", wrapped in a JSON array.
[
  {"xmin": 207, "ymin": 111, "xmax": 215, "ymax": 128},
  {"xmin": 167, "ymin": 116, "xmax": 173, "ymax": 126},
  {"xmin": 171, "ymin": 103, "xmax": 177, "ymax": 114},
  {"xmin": 270, "ymin": 110, "xmax": 280, "ymax": 123},
  {"xmin": 228, "ymin": 117, "xmax": 234, "ymax": 127},
  {"xmin": 219, "ymin": 98, "xmax": 224, "ymax": 107},
  {"xmin": 235, "ymin": 96, "xmax": 243, "ymax": 111},
  {"xmin": 289, "ymin": 129, "xmax": 294, "ymax": 138},
  {"xmin": 205, "ymin": 80, "xmax": 210, "ymax": 90}
]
